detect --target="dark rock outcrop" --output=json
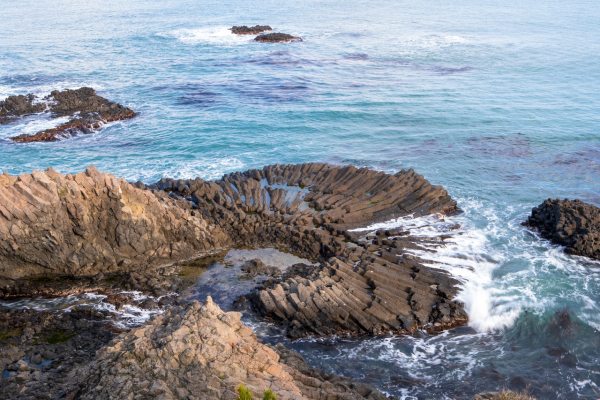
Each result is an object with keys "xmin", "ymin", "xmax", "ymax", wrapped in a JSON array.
[
  {"xmin": 525, "ymin": 198, "xmax": 600, "ymax": 260},
  {"xmin": 255, "ymin": 33, "xmax": 302, "ymax": 42},
  {"xmin": 0, "ymin": 308, "xmax": 119, "ymax": 400},
  {"xmin": 230, "ymin": 25, "xmax": 272, "ymax": 35},
  {"xmin": 0, "ymin": 165, "xmax": 230, "ymax": 285},
  {"xmin": 6, "ymin": 87, "xmax": 135, "ymax": 142},
  {"xmin": 78, "ymin": 297, "xmax": 390, "ymax": 400},
  {"xmin": 160, "ymin": 162, "xmax": 465, "ymax": 337},
  {"xmin": 0, "ymin": 94, "xmax": 46, "ymax": 124}
]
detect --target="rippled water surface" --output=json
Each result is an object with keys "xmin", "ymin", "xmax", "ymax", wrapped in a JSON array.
[{"xmin": 2, "ymin": 0, "xmax": 600, "ymax": 398}]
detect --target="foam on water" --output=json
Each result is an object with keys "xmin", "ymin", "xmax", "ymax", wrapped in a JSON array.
[
  {"xmin": 159, "ymin": 26, "xmax": 253, "ymax": 46},
  {"xmin": 0, "ymin": 291, "xmax": 164, "ymax": 328}
]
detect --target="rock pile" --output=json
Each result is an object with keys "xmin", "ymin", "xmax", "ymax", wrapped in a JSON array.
[
  {"xmin": 5, "ymin": 87, "xmax": 135, "ymax": 142},
  {"xmin": 0, "ymin": 165, "xmax": 229, "ymax": 286},
  {"xmin": 525, "ymin": 198, "xmax": 600, "ymax": 260},
  {"xmin": 255, "ymin": 33, "xmax": 302, "ymax": 42},
  {"xmin": 230, "ymin": 25, "xmax": 272, "ymax": 35},
  {"xmin": 79, "ymin": 296, "xmax": 390, "ymax": 400}
]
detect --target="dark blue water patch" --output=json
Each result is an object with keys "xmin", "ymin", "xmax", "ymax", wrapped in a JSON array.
[
  {"xmin": 2, "ymin": 369, "xmax": 8, "ymax": 379},
  {"xmin": 465, "ymin": 134, "xmax": 533, "ymax": 158},
  {"xmin": 178, "ymin": 90, "xmax": 221, "ymax": 108},
  {"xmin": 343, "ymin": 53, "xmax": 369, "ymax": 61}
]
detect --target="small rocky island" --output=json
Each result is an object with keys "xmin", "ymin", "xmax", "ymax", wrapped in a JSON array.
[
  {"xmin": 255, "ymin": 33, "xmax": 303, "ymax": 43},
  {"xmin": 1, "ymin": 87, "xmax": 135, "ymax": 142},
  {"xmin": 525, "ymin": 198, "xmax": 600, "ymax": 260},
  {"xmin": 230, "ymin": 25, "xmax": 272, "ymax": 35}
]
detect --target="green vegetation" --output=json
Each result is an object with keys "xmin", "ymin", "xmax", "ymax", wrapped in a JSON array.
[
  {"xmin": 236, "ymin": 385, "xmax": 253, "ymax": 400},
  {"xmin": 367, "ymin": 200, "xmax": 381, "ymax": 206},
  {"xmin": 58, "ymin": 186, "xmax": 68, "ymax": 197},
  {"xmin": 45, "ymin": 331, "xmax": 77, "ymax": 344},
  {"xmin": 234, "ymin": 386, "xmax": 278, "ymax": 400},
  {"xmin": 246, "ymin": 211, "xmax": 259, "ymax": 215},
  {"xmin": 0, "ymin": 328, "xmax": 22, "ymax": 341},
  {"xmin": 299, "ymin": 185, "xmax": 305, "ymax": 189},
  {"xmin": 262, "ymin": 389, "xmax": 277, "ymax": 400}
]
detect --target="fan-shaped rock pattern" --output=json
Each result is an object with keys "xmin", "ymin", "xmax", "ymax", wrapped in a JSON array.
[
  {"xmin": 158, "ymin": 163, "xmax": 466, "ymax": 336},
  {"xmin": 0, "ymin": 166, "xmax": 229, "ymax": 288},
  {"xmin": 525, "ymin": 198, "xmax": 600, "ymax": 260},
  {"xmin": 79, "ymin": 297, "xmax": 389, "ymax": 400}
]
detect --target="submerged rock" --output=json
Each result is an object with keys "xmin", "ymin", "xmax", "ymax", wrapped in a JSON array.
[
  {"xmin": 230, "ymin": 25, "xmax": 272, "ymax": 35},
  {"xmin": 240, "ymin": 258, "xmax": 281, "ymax": 280},
  {"xmin": 78, "ymin": 296, "xmax": 390, "ymax": 400},
  {"xmin": 255, "ymin": 33, "xmax": 302, "ymax": 42},
  {"xmin": 525, "ymin": 198, "xmax": 600, "ymax": 261},
  {"xmin": 5, "ymin": 87, "xmax": 135, "ymax": 142}
]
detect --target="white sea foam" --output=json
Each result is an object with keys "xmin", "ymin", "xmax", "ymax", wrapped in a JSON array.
[
  {"xmin": 159, "ymin": 26, "xmax": 252, "ymax": 46},
  {"xmin": 349, "ymin": 198, "xmax": 600, "ymax": 333}
]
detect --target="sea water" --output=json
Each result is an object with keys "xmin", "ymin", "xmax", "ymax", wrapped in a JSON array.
[{"xmin": 1, "ymin": 0, "xmax": 599, "ymax": 398}]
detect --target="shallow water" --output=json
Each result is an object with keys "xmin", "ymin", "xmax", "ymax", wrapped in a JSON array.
[{"xmin": 2, "ymin": 0, "xmax": 600, "ymax": 398}]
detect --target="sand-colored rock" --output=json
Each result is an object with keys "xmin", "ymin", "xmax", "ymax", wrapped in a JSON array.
[
  {"xmin": 79, "ymin": 296, "xmax": 389, "ymax": 400},
  {"xmin": 0, "ymin": 165, "xmax": 230, "ymax": 284}
]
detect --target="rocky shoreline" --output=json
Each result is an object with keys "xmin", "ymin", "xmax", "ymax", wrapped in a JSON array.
[
  {"xmin": 1, "ymin": 88, "xmax": 135, "ymax": 142},
  {"xmin": 0, "ymin": 162, "xmax": 469, "ymax": 399}
]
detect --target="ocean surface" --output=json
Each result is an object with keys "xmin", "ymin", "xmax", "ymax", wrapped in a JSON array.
[{"xmin": 1, "ymin": 0, "xmax": 600, "ymax": 398}]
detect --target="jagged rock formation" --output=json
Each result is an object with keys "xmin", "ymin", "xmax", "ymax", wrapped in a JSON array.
[
  {"xmin": 0, "ymin": 94, "xmax": 46, "ymax": 124},
  {"xmin": 525, "ymin": 198, "xmax": 600, "ymax": 260},
  {"xmin": 158, "ymin": 163, "xmax": 466, "ymax": 336},
  {"xmin": 230, "ymin": 25, "xmax": 272, "ymax": 35},
  {"xmin": 5, "ymin": 87, "xmax": 135, "ymax": 142},
  {"xmin": 0, "ymin": 162, "xmax": 466, "ymax": 335},
  {"xmin": 255, "ymin": 33, "xmax": 302, "ymax": 42},
  {"xmin": 0, "ymin": 166, "xmax": 229, "ymax": 287},
  {"xmin": 79, "ymin": 297, "xmax": 389, "ymax": 400}
]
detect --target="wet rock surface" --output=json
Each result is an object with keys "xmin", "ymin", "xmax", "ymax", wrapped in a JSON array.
[
  {"xmin": 5, "ymin": 87, "xmax": 135, "ymax": 142},
  {"xmin": 255, "ymin": 33, "xmax": 303, "ymax": 42},
  {"xmin": 79, "ymin": 296, "xmax": 390, "ymax": 400},
  {"xmin": 525, "ymin": 198, "xmax": 600, "ymax": 261},
  {"xmin": 0, "ymin": 308, "xmax": 118, "ymax": 400},
  {"xmin": 231, "ymin": 25, "xmax": 272, "ymax": 35},
  {"xmin": 0, "ymin": 94, "xmax": 46, "ymax": 124}
]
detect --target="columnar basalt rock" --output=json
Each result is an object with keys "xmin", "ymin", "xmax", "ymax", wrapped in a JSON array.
[
  {"xmin": 0, "ymin": 166, "xmax": 230, "ymax": 288},
  {"xmin": 525, "ymin": 198, "xmax": 600, "ymax": 260},
  {"xmin": 159, "ymin": 163, "xmax": 466, "ymax": 336},
  {"xmin": 79, "ymin": 297, "xmax": 390, "ymax": 400},
  {"xmin": 5, "ymin": 87, "xmax": 136, "ymax": 142}
]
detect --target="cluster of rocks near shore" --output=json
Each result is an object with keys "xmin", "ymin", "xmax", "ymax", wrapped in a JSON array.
[
  {"xmin": 525, "ymin": 198, "xmax": 600, "ymax": 261},
  {"xmin": 1, "ymin": 87, "xmax": 135, "ymax": 142},
  {"xmin": 229, "ymin": 25, "xmax": 302, "ymax": 42}
]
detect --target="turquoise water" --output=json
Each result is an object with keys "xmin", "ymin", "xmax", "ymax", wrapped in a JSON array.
[{"xmin": 1, "ymin": 0, "xmax": 600, "ymax": 398}]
